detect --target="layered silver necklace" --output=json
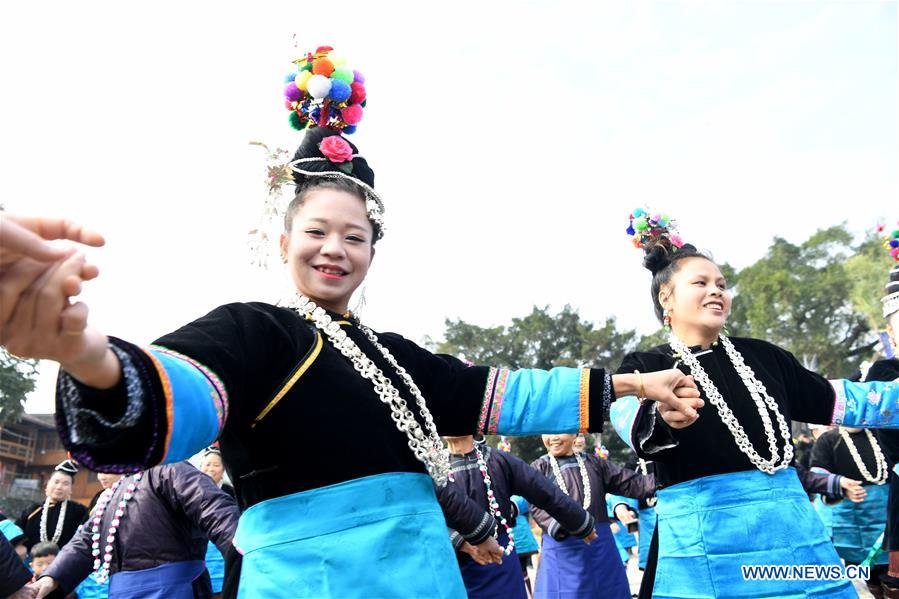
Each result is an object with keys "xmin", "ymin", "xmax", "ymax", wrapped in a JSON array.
[
  {"xmin": 669, "ymin": 333, "xmax": 794, "ymax": 475},
  {"xmin": 285, "ymin": 294, "xmax": 451, "ymax": 485},
  {"xmin": 39, "ymin": 498, "xmax": 67, "ymax": 544},
  {"xmin": 549, "ymin": 452, "xmax": 592, "ymax": 509},
  {"xmin": 840, "ymin": 428, "xmax": 888, "ymax": 485}
]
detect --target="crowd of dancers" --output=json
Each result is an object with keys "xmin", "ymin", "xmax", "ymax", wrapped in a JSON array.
[{"xmin": 1, "ymin": 45, "xmax": 899, "ymax": 598}]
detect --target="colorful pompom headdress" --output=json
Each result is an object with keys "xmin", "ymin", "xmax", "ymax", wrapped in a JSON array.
[
  {"xmin": 878, "ymin": 221, "xmax": 899, "ymax": 318},
  {"xmin": 626, "ymin": 207, "xmax": 683, "ymax": 252},
  {"xmin": 249, "ymin": 45, "xmax": 383, "ymax": 267}
]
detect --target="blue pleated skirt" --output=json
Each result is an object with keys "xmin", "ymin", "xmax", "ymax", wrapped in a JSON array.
[
  {"xmin": 652, "ymin": 467, "xmax": 856, "ymax": 599},
  {"xmin": 233, "ymin": 472, "xmax": 466, "ymax": 599},
  {"xmin": 832, "ymin": 482, "xmax": 889, "ymax": 565},
  {"xmin": 534, "ymin": 522, "xmax": 631, "ymax": 599}
]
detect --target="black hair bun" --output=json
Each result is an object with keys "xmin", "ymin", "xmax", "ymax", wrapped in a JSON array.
[
  {"xmin": 291, "ymin": 127, "xmax": 375, "ymax": 190},
  {"xmin": 642, "ymin": 238, "xmax": 700, "ymax": 275}
]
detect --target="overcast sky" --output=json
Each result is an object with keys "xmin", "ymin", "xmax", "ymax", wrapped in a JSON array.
[{"xmin": 1, "ymin": 1, "xmax": 895, "ymax": 413}]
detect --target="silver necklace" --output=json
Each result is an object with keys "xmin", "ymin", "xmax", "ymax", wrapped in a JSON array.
[
  {"xmin": 840, "ymin": 428, "xmax": 888, "ymax": 485},
  {"xmin": 549, "ymin": 452, "xmax": 592, "ymax": 509},
  {"xmin": 669, "ymin": 334, "xmax": 794, "ymax": 475},
  {"xmin": 285, "ymin": 294, "xmax": 451, "ymax": 485},
  {"xmin": 39, "ymin": 498, "xmax": 67, "ymax": 544},
  {"xmin": 474, "ymin": 445, "xmax": 515, "ymax": 555}
]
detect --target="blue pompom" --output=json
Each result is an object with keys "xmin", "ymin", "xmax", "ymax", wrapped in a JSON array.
[
  {"xmin": 343, "ymin": 125, "xmax": 357, "ymax": 134},
  {"xmin": 633, "ymin": 208, "xmax": 647, "ymax": 218},
  {"xmin": 284, "ymin": 72, "xmax": 297, "ymax": 83},
  {"xmin": 328, "ymin": 79, "xmax": 352, "ymax": 103},
  {"xmin": 626, "ymin": 225, "xmax": 635, "ymax": 236},
  {"xmin": 891, "ymin": 239, "xmax": 899, "ymax": 248}
]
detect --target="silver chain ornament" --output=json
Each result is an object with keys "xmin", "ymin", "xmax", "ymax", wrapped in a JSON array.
[
  {"xmin": 668, "ymin": 334, "xmax": 794, "ymax": 475},
  {"xmin": 285, "ymin": 294, "xmax": 451, "ymax": 486},
  {"xmin": 840, "ymin": 428, "xmax": 888, "ymax": 485}
]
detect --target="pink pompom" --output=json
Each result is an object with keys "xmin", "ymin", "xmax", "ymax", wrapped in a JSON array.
[
  {"xmin": 891, "ymin": 247, "xmax": 899, "ymax": 259},
  {"xmin": 350, "ymin": 82, "xmax": 366, "ymax": 104},
  {"xmin": 669, "ymin": 234, "xmax": 684, "ymax": 248},
  {"xmin": 342, "ymin": 104, "xmax": 363, "ymax": 125}
]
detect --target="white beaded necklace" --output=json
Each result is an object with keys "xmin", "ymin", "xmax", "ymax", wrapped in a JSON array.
[
  {"xmin": 549, "ymin": 452, "xmax": 592, "ymax": 509},
  {"xmin": 90, "ymin": 472, "xmax": 143, "ymax": 583},
  {"xmin": 669, "ymin": 334, "xmax": 794, "ymax": 475},
  {"xmin": 840, "ymin": 428, "xmax": 888, "ymax": 485},
  {"xmin": 284, "ymin": 294, "xmax": 451, "ymax": 485},
  {"xmin": 39, "ymin": 498, "xmax": 67, "ymax": 544},
  {"xmin": 474, "ymin": 445, "xmax": 515, "ymax": 555},
  {"xmin": 638, "ymin": 459, "xmax": 657, "ymax": 507}
]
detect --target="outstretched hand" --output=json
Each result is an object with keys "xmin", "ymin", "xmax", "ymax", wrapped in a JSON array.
[
  {"xmin": 0, "ymin": 252, "xmax": 107, "ymax": 370},
  {"xmin": 0, "ymin": 213, "xmax": 104, "ymax": 266},
  {"xmin": 840, "ymin": 477, "xmax": 867, "ymax": 503},
  {"xmin": 642, "ymin": 370, "xmax": 703, "ymax": 429},
  {"xmin": 26, "ymin": 576, "xmax": 57, "ymax": 599}
]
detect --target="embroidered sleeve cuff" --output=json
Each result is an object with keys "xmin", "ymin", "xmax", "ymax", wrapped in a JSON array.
[
  {"xmin": 449, "ymin": 529, "xmax": 465, "ymax": 550},
  {"xmin": 56, "ymin": 338, "xmax": 167, "ymax": 473},
  {"xmin": 635, "ymin": 402, "xmax": 679, "ymax": 454},
  {"xmin": 571, "ymin": 513, "xmax": 595, "ymax": 539},
  {"xmin": 547, "ymin": 519, "xmax": 570, "ymax": 541},
  {"xmin": 462, "ymin": 512, "xmax": 496, "ymax": 546}
]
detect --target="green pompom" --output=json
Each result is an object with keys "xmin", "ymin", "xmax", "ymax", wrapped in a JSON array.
[
  {"xmin": 288, "ymin": 111, "xmax": 306, "ymax": 130},
  {"xmin": 634, "ymin": 218, "xmax": 649, "ymax": 231},
  {"xmin": 892, "ymin": 229, "xmax": 899, "ymax": 238},
  {"xmin": 332, "ymin": 66, "xmax": 354, "ymax": 84}
]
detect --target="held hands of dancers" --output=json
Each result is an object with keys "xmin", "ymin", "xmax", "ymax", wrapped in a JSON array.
[
  {"xmin": 613, "ymin": 369, "xmax": 703, "ymax": 429},
  {"xmin": 0, "ymin": 250, "xmax": 117, "ymax": 387},
  {"xmin": 839, "ymin": 477, "xmax": 867, "ymax": 503},
  {"xmin": 25, "ymin": 576, "xmax": 56, "ymax": 599},
  {"xmin": 460, "ymin": 537, "xmax": 505, "ymax": 565}
]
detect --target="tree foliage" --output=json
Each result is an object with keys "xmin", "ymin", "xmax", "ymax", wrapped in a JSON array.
[{"xmin": 0, "ymin": 348, "xmax": 38, "ymax": 423}]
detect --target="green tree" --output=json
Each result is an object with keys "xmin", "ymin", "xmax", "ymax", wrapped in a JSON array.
[
  {"xmin": 0, "ymin": 348, "xmax": 38, "ymax": 423},
  {"xmin": 726, "ymin": 225, "xmax": 875, "ymax": 377},
  {"xmin": 436, "ymin": 305, "xmax": 642, "ymax": 464}
]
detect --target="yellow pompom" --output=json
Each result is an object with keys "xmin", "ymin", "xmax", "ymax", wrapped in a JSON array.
[
  {"xmin": 294, "ymin": 70, "xmax": 313, "ymax": 92},
  {"xmin": 330, "ymin": 54, "xmax": 347, "ymax": 67}
]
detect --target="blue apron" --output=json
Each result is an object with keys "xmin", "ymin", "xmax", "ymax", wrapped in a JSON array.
[
  {"xmin": 832, "ymin": 482, "xmax": 890, "ymax": 565},
  {"xmin": 75, "ymin": 571, "xmax": 109, "ymax": 599},
  {"xmin": 233, "ymin": 472, "xmax": 466, "ymax": 599},
  {"xmin": 534, "ymin": 523, "xmax": 630, "ymax": 599},
  {"xmin": 204, "ymin": 540, "xmax": 225, "ymax": 593},
  {"xmin": 652, "ymin": 467, "xmax": 856, "ymax": 598},
  {"xmin": 458, "ymin": 530, "xmax": 528, "ymax": 599},
  {"xmin": 108, "ymin": 560, "xmax": 206, "ymax": 599},
  {"xmin": 637, "ymin": 505, "xmax": 656, "ymax": 570}
]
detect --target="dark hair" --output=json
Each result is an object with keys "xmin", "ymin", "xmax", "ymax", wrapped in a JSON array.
[
  {"xmin": 643, "ymin": 237, "xmax": 715, "ymax": 322},
  {"xmin": 31, "ymin": 542, "xmax": 59, "ymax": 558},
  {"xmin": 284, "ymin": 177, "xmax": 382, "ymax": 244}
]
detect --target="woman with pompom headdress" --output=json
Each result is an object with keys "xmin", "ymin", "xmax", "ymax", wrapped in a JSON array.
[
  {"xmin": 5, "ymin": 50, "xmax": 702, "ymax": 599},
  {"xmin": 610, "ymin": 210, "xmax": 899, "ymax": 598}
]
